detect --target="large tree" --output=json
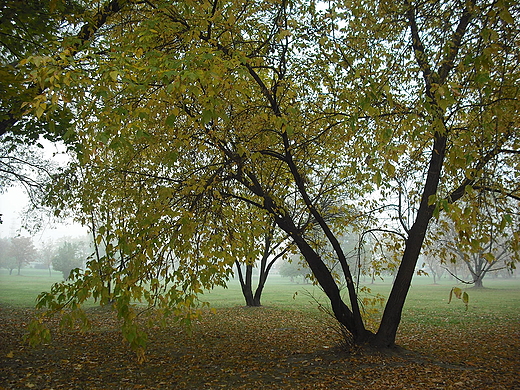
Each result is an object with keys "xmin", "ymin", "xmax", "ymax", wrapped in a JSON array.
[{"xmin": 26, "ymin": 0, "xmax": 519, "ymax": 355}]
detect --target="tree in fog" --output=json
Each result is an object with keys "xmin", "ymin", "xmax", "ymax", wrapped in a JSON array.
[
  {"xmin": 9, "ymin": 236, "xmax": 37, "ymax": 275},
  {"xmin": 279, "ymin": 256, "xmax": 311, "ymax": 284},
  {"xmin": 420, "ymin": 253, "xmax": 446, "ymax": 285},
  {"xmin": 39, "ymin": 240, "xmax": 56, "ymax": 276},
  {"xmin": 52, "ymin": 241, "xmax": 83, "ymax": 280},
  {"xmin": 432, "ymin": 194, "xmax": 519, "ymax": 288},
  {"xmin": 0, "ymin": 237, "xmax": 16, "ymax": 274}
]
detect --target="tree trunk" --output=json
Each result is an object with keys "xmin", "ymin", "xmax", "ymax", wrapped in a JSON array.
[
  {"xmin": 236, "ymin": 262, "xmax": 261, "ymax": 307},
  {"xmin": 368, "ymin": 0, "xmax": 477, "ymax": 349},
  {"xmin": 474, "ymin": 277, "xmax": 484, "ymax": 288},
  {"xmin": 374, "ymin": 225, "xmax": 429, "ymax": 347},
  {"xmin": 273, "ymin": 213, "xmax": 372, "ymax": 343},
  {"xmin": 373, "ymin": 128, "xmax": 448, "ymax": 347},
  {"xmin": 252, "ymin": 273, "xmax": 266, "ymax": 307}
]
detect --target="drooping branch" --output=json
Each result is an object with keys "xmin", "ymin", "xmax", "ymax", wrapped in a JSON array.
[{"xmin": 442, "ymin": 267, "xmax": 474, "ymax": 284}]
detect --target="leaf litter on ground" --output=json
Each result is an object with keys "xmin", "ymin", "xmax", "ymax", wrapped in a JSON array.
[{"xmin": 0, "ymin": 304, "xmax": 519, "ymax": 389}]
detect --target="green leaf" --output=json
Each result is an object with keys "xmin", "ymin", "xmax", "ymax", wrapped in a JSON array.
[
  {"xmin": 109, "ymin": 70, "xmax": 119, "ymax": 81},
  {"xmin": 452, "ymin": 287, "xmax": 462, "ymax": 299},
  {"xmin": 462, "ymin": 292, "xmax": 469, "ymax": 310},
  {"xmin": 166, "ymin": 114, "xmax": 177, "ymax": 127},
  {"xmin": 373, "ymin": 171, "xmax": 382, "ymax": 186},
  {"xmin": 499, "ymin": 6, "xmax": 514, "ymax": 24},
  {"xmin": 428, "ymin": 194, "xmax": 437, "ymax": 206},
  {"xmin": 202, "ymin": 109, "xmax": 214, "ymax": 124}
]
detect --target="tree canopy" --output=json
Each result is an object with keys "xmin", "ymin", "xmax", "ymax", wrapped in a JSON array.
[{"xmin": 22, "ymin": 0, "xmax": 519, "ymax": 356}]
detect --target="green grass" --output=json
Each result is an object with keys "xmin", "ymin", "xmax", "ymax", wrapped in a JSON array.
[
  {"xmin": 202, "ymin": 274, "xmax": 325, "ymax": 309},
  {"xmin": 0, "ymin": 268, "xmax": 64, "ymax": 307},
  {"xmin": 1, "ymin": 268, "xmax": 519, "ymax": 328}
]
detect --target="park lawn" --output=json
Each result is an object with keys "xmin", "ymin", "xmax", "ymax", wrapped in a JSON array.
[{"xmin": 1, "ymin": 269, "xmax": 519, "ymax": 389}]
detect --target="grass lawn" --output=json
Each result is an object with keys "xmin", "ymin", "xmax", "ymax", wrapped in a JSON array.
[
  {"xmin": 0, "ymin": 268, "xmax": 64, "ymax": 307},
  {"xmin": 1, "ymin": 268, "xmax": 519, "ymax": 389}
]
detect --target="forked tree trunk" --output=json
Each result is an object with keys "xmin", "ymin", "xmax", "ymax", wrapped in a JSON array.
[
  {"xmin": 236, "ymin": 262, "xmax": 261, "ymax": 306},
  {"xmin": 272, "ymin": 211, "xmax": 373, "ymax": 343},
  {"xmin": 373, "ymin": 126, "xmax": 447, "ymax": 347},
  {"xmin": 236, "ymin": 263, "xmax": 275, "ymax": 307},
  {"xmin": 235, "ymin": 224, "xmax": 288, "ymax": 307}
]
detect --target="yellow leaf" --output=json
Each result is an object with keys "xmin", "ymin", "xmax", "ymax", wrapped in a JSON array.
[
  {"xmin": 6, "ymin": 351, "xmax": 14, "ymax": 358},
  {"xmin": 109, "ymin": 71, "xmax": 119, "ymax": 82}
]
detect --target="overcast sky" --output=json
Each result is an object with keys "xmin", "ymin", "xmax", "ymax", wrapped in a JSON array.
[
  {"xmin": 0, "ymin": 141, "xmax": 87, "ymax": 246},
  {"xmin": 0, "ymin": 185, "xmax": 87, "ymax": 245}
]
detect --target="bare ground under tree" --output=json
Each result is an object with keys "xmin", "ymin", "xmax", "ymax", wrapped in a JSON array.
[{"xmin": 1, "ymin": 304, "xmax": 519, "ymax": 389}]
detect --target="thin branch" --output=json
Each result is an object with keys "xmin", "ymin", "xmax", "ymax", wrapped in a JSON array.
[
  {"xmin": 471, "ymin": 185, "xmax": 520, "ymax": 201},
  {"xmin": 442, "ymin": 267, "xmax": 474, "ymax": 284},
  {"xmin": 362, "ymin": 228, "xmax": 408, "ymax": 242}
]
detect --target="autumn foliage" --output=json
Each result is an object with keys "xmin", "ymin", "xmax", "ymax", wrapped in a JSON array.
[{"xmin": 2, "ymin": 0, "xmax": 518, "ymax": 355}]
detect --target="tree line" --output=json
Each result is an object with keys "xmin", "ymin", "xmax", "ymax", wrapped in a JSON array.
[{"xmin": 0, "ymin": 236, "xmax": 88, "ymax": 279}]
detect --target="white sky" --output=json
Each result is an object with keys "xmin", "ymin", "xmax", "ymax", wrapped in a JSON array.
[
  {"xmin": 0, "ymin": 186, "xmax": 86, "ymax": 244},
  {"xmin": 0, "ymin": 140, "xmax": 87, "ymax": 246}
]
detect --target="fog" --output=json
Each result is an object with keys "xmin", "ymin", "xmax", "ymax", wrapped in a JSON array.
[
  {"xmin": 0, "ymin": 185, "xmax": 87, "ymax": 244},
  {"xmin": 0, "ymin": 139, "xmax": 87, "ymax": 245}
]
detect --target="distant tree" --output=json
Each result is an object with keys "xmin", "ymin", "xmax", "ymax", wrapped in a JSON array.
[
  {"xmin": 52, "ymin": 241, "xmax": 83, "ymax": 280},
  {"xmin": 420, "ymin": 254, "xmax": 446, "ymax": 285},
  {"xmin": 434, "ymin": 195, "xmax": 519, "ymax": 288},
  {"xmin": 39, "ymin": 240, "xmax": 55, "ymax": 276},
  {"xmin": 233, "ymin": 212, "xmax": 292, "ymax": 306},
  {"xmin": 279, "ymin": 256, "xmax": 311, "ymax": 284},
  {"xmin": 444, "ymin": 234, "xmax": 514, "ymax": 288},
  {"xmin": 9, "ymin": 236, "xmax": 37, "ymax": 275},
  {"xmin": 421, "ymin": 237, "xmax": 449, "ymax": 284},
  {"xmin": 0, "ymin": 237, "xmax": 16, "ymax": 274}
]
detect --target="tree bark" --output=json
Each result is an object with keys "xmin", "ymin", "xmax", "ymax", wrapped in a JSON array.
[
  {"xmin": 374, "ymin": 132, "xmax": 448, "ymax": 347},
  {"xmin": 236, "ymin": 261, "xmax": 260, "ymax": 306},
  {"xmin": 473, "ymin": 276, "xmax": 484, "ymax": 288},
  {"xmin": 371, "ymin": 0, "xmax": 477, "ymax": 348},
  {"xmin": 274, "ymin": 212, "xmax": 373, "ymax": 343}
]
